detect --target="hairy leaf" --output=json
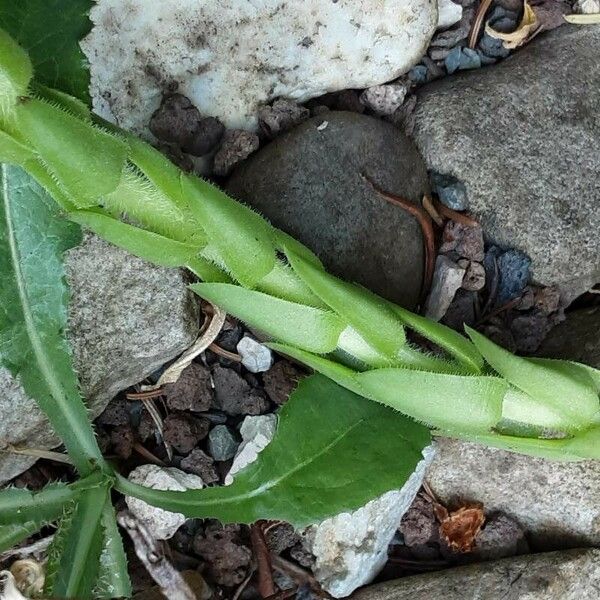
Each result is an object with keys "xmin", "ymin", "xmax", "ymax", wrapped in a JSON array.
[
  {"xmin": 392, "ymin": 305, "xmax": 483, "ymax": 373},
  {"xmin": 0, "ymin": 0, "xmax": 93, "ymax": 103},
  {"xmin": 191, "ymin": 283, "xmax": 345, "ymax": 354},
  {"xmin": 45, "ymin": 483, "xmax": 108, "ymax": 598},
  {"xmin": 16, "ymin": 98, "xmax": 128, "ymax": 206},
  {"xmin": 116, "ymin": 375, "xmax": 430, "ymax": 528},
  {"xmin": 0, "ymin": 28, "xmax": 32, "ymax": 119},
  {"xmin": 183, "ymin": 174, "xmax": 276, "ymax": 287},
  {"xmin": 0, "ymin": 521, "xmax": 42, "ymax": 553},
  {"xmin": 70, "ymin": 209, "xmax": 201, "ymax": 268},
  {"xmin": 0, "ymin": 164, "xmax": 103, "ymax": 473},
  {"xmin": 287, "ymin": 250, "xmax": 406, "ymax": 359},
  {"xmin": 467, "ymin": 326, "xmax": 599, "ymax": 429},
  {"xmin": 356, "ymin": 368, "xmax": 506, "ymax": 432},
  {"xmin": 0, "ymin": 472, "xmax": 105, "ymax": 525},
  {"xmin": 94, "ymin": 500, "xmax": 132, "ymax": 599}
]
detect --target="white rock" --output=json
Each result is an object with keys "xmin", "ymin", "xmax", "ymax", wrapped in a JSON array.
[
  {"xmin": 424, "ymin": 255, "xmax": 466, "ymax": 321},
  {"xmin": 236, "ymin": 336, "xmax": 274, "ymax": 373},
  {"xmin": 304, "ymin": 444, "xmax": 436, "ymax": 598},
  {"xmin": 437, "ymin": 0, "xmax": 463, "ymax": 30},
  {"xmin": 574, "ymin": 0, "xmax": 600, "ymax": 13},
  {"xmin": 125, "ymin": 465, "xmax": 203, "ymax": 540},
  {"xmin": 225, "ymin": 414, "xmax": 278, "ymax": 485},
  {"xmin": 360, "ymin": 81, "xmax": 410, "ymax": 116},
  {"xmin": 82, "ymin": 0, "xmax": 437, "ymax": 133}
]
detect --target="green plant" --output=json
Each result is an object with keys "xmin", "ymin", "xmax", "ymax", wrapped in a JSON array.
[{"xmin": 0, "ymin": 22, "xmax": 599, "ymax": 599}]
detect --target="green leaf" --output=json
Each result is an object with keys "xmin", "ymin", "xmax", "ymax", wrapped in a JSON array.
[
  {"xmin": 182, "ymin": 174, "xmax": 276, "ymax": 287},
  {"xmin": 69, "ymin": 209, "xmax": 201, "ymax": 268},
  {"xmin": 0, "ymin": 472, "xmax": 105, "ymax": 525},
  {"xmin": 287, "ymin": 250, "xmax": 406, "ymax": 359},
  {"xmin": 95, "ymin": 500, "xmax": 132, "ymax": 600},
  {"xmin": 0, "ymin": 129, "xmax": 34, "ymax": 165},
  {"xmin": 45, "ymin": 483, "xmax": 108, "ymax": 599},
  {"xmin": 257, "ymin": 260, "xmax": 326, "ymax": 307},
  {"xmin": 0, "ymin": 164, "xmax": 104, "ymax": 474},
  {"xmin": 0, "ymin": 28, "xmax": 32, "ymax": 119},
  {"xmin": 116, "ymin": 375, "xmax": 431, "ymax": 528},
  {"xmin": 392, "ymin": 305, "xmax": 484, "ymax": 373},
  {"xmin": 356, "ymin": 368, "xmax": 506, "ymax": 432},
  {"xmin": 275, "ymin": 228, "xmax": 323, "ymax": 269},
  {"xmin": 0, "ymin": 0, "xmax": 93, "ymax": 104},
  {"xmin": 15, "ymin": 98, "xmax": 128, "ymax": 206},
  {"xmin": 0, "ymin": 521, "xmax": 42, "ymax": 553},
  {"xmin": 191, "ymin": 283, "xmax": 345, "ymax": 354},
  {"xmin": 466, "ymin": 326, "xmax": 600, "ymax": 430}
]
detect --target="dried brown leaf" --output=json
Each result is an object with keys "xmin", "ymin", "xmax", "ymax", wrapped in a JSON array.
[
  {"xmin": 439, "ymin": 504, "xmax": 485, "ymax": 553},
  {"xmin": 564, "ymin": 13, "xmax": 600, "ymax": 23}
]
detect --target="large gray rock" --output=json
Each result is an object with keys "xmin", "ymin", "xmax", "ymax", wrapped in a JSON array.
[
  {"xmin": 412, "ymin": 26, "xmax": 600, "ymax": 301},
  {"xmin": 426, "ymin": 438, "xmax": 600, "ymax": 550},
  {"xmin": 227, "ymin": 112, "xmax": 428, "ymax": 309},
  {"xmin": 350, "ymin": 549, "xmax": 600, "ymax": 599},
  {"xmin": 0, "ymin": 235, "xmax": 199, "ymax": 483}
]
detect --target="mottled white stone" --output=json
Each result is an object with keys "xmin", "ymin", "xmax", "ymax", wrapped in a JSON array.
[
  {"xmin": 125, "ymin": 465, "xmax": 204, "ymax": 540},
  {"xmin": 304, "ymin": 445, "xmax": 436, "ymax": 597},
  {"xmin": 437, "ymin": 0, "xmax": 463, "ymax": 30},
  {"xmin": 236, "ymin": 336, "xmax": 273, "ymax": 373},
  {"xmin": 82, "ymin": 0, "xmax": 437, "ymax": 134},
  {"xmin": 225, "ymin": 414, "xmax": 278, "ymax": 485}
]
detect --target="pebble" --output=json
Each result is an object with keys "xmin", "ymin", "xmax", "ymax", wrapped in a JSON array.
[
  {"xmin": 574, "ymin": 0, "xmax": 600, "ymax": 12},
  {"xmin": 430, "ymin": 172, "xmax": 468, "ymax": 210},
  {"xmin": 360, "ymin": 81, "xmax": 410, "ymax": 116},
  {"xmin": 425, "ymin": 256, "xmax": 466, "ymax": 321},
  {"xmin": 442, "ymin": 289, "xmax": 477, "ymax": 331},
  {"xmin": 184, "ymin": 116, "xmax": 225, "ymax": 156},
  {"xmin": 213, "ymin": 129, "xmax": 259, "ymax": 176},
  {"xmin": 180, "ymin": 448, "xmax": 219, "ymax": 485},
  {"xmin": 263, "ymin": 360, "xmax": 305, "ymax": 405},
  {"xmin": 163, "ymin": 362, "xmax": 213, "ymax": 413},
  {"xmin": 212, "ymin": 365, "xmax": 270, "ymax": 415},
  {"xmin": 458, "ymin": 260, "xmax": 486, "ymax": 291},
  {"xmin": 458, "ymin": 48, "xmax": 481, "ymax": 71},
  {"xmin": 125, "ymin": 465, "xmax": 203, "ymax": 540},
  {"xmin": 444, "ymin": 47, "xmax": 462, "ymax": 74},
  {"xmin": 97, "ymin": 397, "xmax": 129, "ymax": 427},
  {"xmin": 149, "ymin": 93, "xmax": 201, "ymax": 147},
  {"xmin": 163, "ymin": 413, "xmax": 210, "ymax": 454},
  {"xmin": 258, "ymin": 98, "xmax": 310, "ymax": 139},
  {"xmin": 437, "ymin": 0, "xmax": 463, "ymax": 30},
  {"xmin": 471, "ymin": 513, "xmax": 529, "ymax": 561},
  {"xmin": 110, "ymin": 425, "xmax": 134, "ymax": 459},
  {"xmin": 225, "ymin": 414, "xmax": 278, "ymax": 484},
  {"xmin": 408, "ymin": 65, "xmax": 429, "ymax": 85},
  {"xmin": 497, "ymin": 249, "xmax": 531, "ymax": 304},
  {"xmin": 236, "ymin": 336, "xmax": 274, "ymax": 373},
  {"xmin": 207, "ymin": 425, "xmax": 239, "ymax": 461},
  {"xmin": 477, "ymin": 32, "xmax": 511, "ymax": 59},
  {"xmin": 440, "ymin": 221, "xmax": 485, "ymax": 261}
]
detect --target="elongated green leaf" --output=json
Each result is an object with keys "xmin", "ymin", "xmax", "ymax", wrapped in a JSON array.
[
  {"xmin": 30, "ymin": 82, "xmax": 91, "ymax": 122},
  {"xmin": 466, "ymin": 326, "xmax": 599, "ymax": 429},
  {"xmin": 392, "ymin": 305, "xmax": 483, "ymax": 373},
  {"xmin": 0, "ymin": 472, "xmax": 105, "ymax": 525},
  {"xmin": 0, "ymin": 28, "xmax": 32, "ymax": 119},
  {"xmin": 356, "ymin": 368, "xmax": 506, "ymax": 432},
  {"xmin": 0, "ymin": 0, "xmax": 93, "ymax": 104},
  {"xmin": 0, "ymin": 164, "xmax": 103, "ymax": 474},
  {"xmin": 45, "ymin": 483, "xmax": 108, "ymax": 599},
  {"xmin": 287, "ymin": 250, "xmax": 406, "ymax": 359},
  {"xmin": 116, "ymin": 375, "xmax": 430, "ymax": 527},
  {"xmin": 183, "ymin": 174, "xmax": 276, "ymax": 287},
  {"xmin": 191, "ymin": 283, "xmax": 345, "ymax": 354},
  {"xmin": 95, "ymin": 500, "xmax": 132, "ymax": 600},
  {"xmin": 275, "ymin": 228, "xmax": 323, "ymax": 269},
  {"xmin": 0, "ymin": 521, "xmax": 42, "ymax": 553},
  {"xmin": 69, "ymin": 209, "xmax": 201, "ymax": 268},
  {"xmin": 16, "ymin": 98, "xmax": 128, "ymax": 206},
  {"xmin": 0, "ymin": 129, "xmax": 34, "ymax": 165},
  {"xmin": 257, "ymin": 260, "xmax": 326, "ymax": 307}
]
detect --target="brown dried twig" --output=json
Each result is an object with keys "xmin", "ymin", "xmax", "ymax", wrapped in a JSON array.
[
  {"xmin": 208, "ymin": 342, "xmax": 242, "ymax": 362},
  {"xmin": 422, "ymin": 194, "xmax": 444, "ymax": 227},
  {"xmin": 432, "ymin": 199, "xmax": 480, "ymax": 228},
  {"xmin": 362, "ymin": 175, "xmax": 436, "ymax": 302},
  {"xmin": 251, "ymin": 522, "xmax": 276, "ymax": 598},
  {"xmin": 468, "ymin": 0, "xmax": 494, "ymax": 48}
]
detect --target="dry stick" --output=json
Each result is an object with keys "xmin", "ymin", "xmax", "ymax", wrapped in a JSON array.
[
  {"xmin": 251, "ymin": 522, "xmax": 277, "ymax": 598},
  {"xmin": 363, "ymin": 175, "xmax": 436, "ymax": 302},
  {"xmin": 422, "ymin": 194, "xmax": 444, "ymax": 227},
  {"xmin": 140, "ymin": 396, "xmax": 173, "ymax": 462},
  {"xmin": 468, "ymin": 0, "xmax": 494, "ymax": 48},
  {"xmin": 432, "ymin": 198, "xmax": 480, "ymax": 228},
  {"xmin": 208, "ymin": 343, "xmax": 242, "ymax": 362},
  {"xmin": 132, "ymin": 442, "xmax": 167, "ymax": 467},
  {"xmin": 232, "ymin": 569, "xmax": 256, "ymax": 600},
  {"xmin": 117, "ymin": 511, "xmax": 196, "ymax": 600}
]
